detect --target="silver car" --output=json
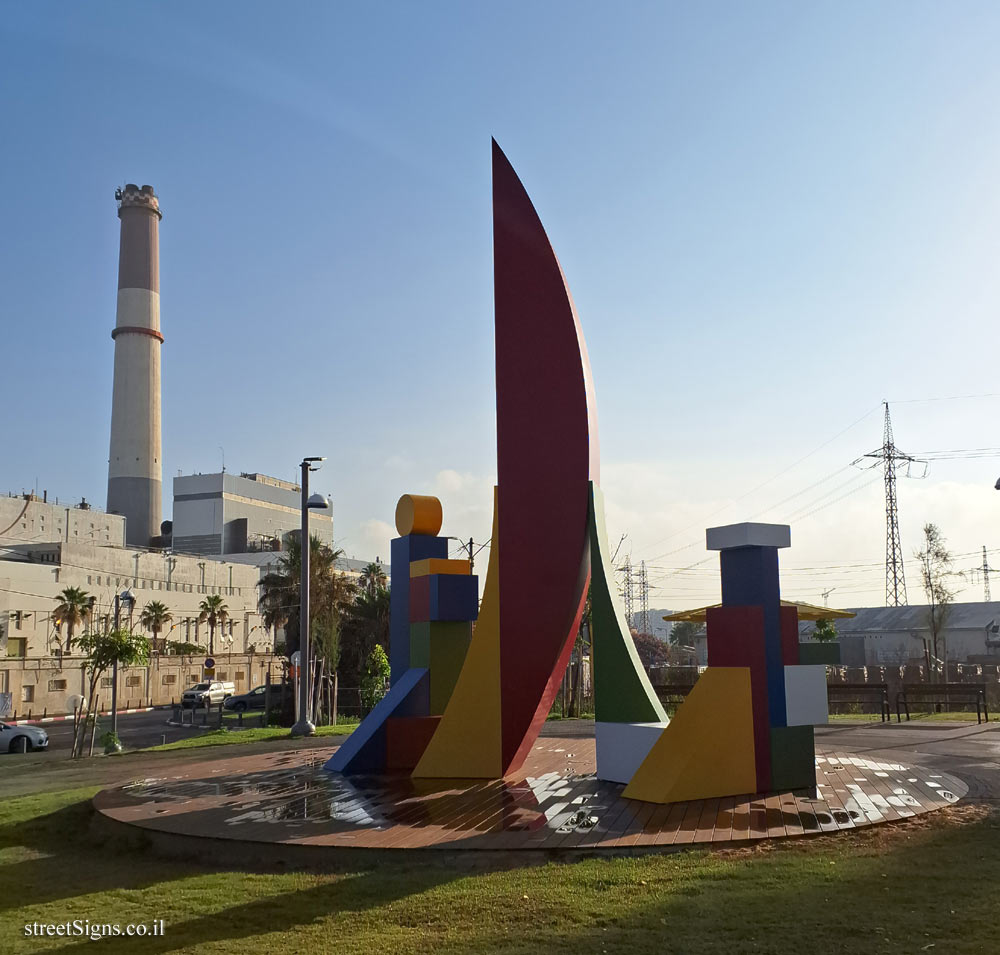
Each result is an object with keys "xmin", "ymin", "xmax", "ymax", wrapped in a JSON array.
[{"xmin": 0, "ymin": 721, "xmax": 49, "ymax": 753}]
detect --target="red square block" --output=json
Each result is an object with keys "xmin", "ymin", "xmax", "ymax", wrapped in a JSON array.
[
  {"xmin": 706, "ymin": 605, "xmax": 771, "ymax": 793},
  {"xmin": 409, "ymin": 576, "xmax": 431, "ymax": 623},
  {"xmin": 386, "ymin": 716, "xmax": 441, "ymax": 770},
  {"xmin": 780, "ymin": 605, "xmax": 800, "ymax": 665}
]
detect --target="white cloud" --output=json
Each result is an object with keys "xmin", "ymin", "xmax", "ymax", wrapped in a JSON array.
[{"xmin": 353, "ymin": 519, "xmax": 395, "ymax": 566}]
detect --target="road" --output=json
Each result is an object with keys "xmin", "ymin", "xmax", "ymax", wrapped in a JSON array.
[{"xmin": 5, "ymin": 707, "xmax": 249, "ymax": 756}]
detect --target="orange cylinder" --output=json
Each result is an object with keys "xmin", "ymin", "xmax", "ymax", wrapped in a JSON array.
[{"xmin": 395, "ymin": 494, "xmax": 443, "ymax": 536}]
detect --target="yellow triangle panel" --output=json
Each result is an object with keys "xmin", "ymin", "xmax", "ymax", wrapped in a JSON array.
[
  {"xmin": 623, "ymin": 667, "xmax": 757, "ymax": 804},
  {"xmin": 413, "ymin": 489, "xmax": 502, "ymax": 778}
]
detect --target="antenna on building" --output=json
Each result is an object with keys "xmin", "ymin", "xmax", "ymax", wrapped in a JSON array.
[{"xmin": 219, "ymin": 447, "xmax": 226, "ymax": 473}]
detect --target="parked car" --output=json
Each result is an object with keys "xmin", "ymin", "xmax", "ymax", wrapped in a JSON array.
[
  {"xmin": 223, "ymin": 685, "xmax": 269, "ymax": 712},
  {"xmin": 0, "ymin": 721, "xmax": 49, "ymax": 753},
  {"xmin": 181, "ymin": 681, "xmax": 236, "ymax": 708}
]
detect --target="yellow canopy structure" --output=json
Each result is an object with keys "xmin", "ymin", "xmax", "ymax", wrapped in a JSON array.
[{"xmin": 663, "ymin": 600, "xmax": 855, "ymax": 624}]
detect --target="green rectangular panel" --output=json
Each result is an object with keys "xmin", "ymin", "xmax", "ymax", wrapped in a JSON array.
[
  {"xmin": 429, "ymin": 621, "xmax": 472, "ymax": 715},
  {"xmin": 770, "ymin": 725, "xmax": 815, "ymax": 792},
  {"xmin": 798, "ymin": 642, "xmax": 841, "ymax": 665},
  {"xmin": 409, "ymin": 622, "xmax": 431, "ymax": 668}
]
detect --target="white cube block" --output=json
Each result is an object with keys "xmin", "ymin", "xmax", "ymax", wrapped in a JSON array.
[
  {"xmin": 706, "ymin": 522, "xmax": 791, "ymax": 551},
  {"xmin": 784, "ymin": 665, "xmax": 829, "ymax": 726},
  {"xmin": 596, "ymin": 721, "xmax": 668, "ymax": 784}
]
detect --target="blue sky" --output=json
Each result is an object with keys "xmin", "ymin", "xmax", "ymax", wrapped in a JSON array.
[{"xmin": 4, "ymin": 2, "xmax": 1000, "ymax": 607}]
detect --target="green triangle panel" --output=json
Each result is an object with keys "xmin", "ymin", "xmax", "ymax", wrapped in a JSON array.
[{"xmin": 590, "ymin": 482, "xmax": 668, "ymax": 724}]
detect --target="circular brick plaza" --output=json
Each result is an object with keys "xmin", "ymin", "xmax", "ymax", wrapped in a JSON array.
[{"xmin": 93, "ymin": 732, "xmax": 967, "ymax": 857}]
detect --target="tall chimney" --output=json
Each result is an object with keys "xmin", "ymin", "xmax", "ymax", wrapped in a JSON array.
[{"xmin": 107, "ymin": 183, "xmax": 163, "ymax": 547}]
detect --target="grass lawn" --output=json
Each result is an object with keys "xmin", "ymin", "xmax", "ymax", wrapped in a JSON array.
[
  {"xmin": 140, "ymin": 722, "xmax": 358, "ymax": 752},
  {"xmin": 1, "ymin": 785, "xmax": 997, "ymax": 954}
]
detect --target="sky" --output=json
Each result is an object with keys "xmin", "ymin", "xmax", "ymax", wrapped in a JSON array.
[{"xmin": 3, "ymin": 2, "xmax": 1000, "ymax": 611}]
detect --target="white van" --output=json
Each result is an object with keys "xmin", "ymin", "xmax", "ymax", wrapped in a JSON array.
[{"xmin": 181, "ymin": 681, "xmax": 236, "ymax": 708}]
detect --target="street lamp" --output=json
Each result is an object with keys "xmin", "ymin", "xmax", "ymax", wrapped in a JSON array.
[
  {"xmin": 111, "ymin": 588, "xmax": 135, "ymax": 736},
  {"xmin": 291, "ymin": 457, "xmax": 330, "ymax": 738}
]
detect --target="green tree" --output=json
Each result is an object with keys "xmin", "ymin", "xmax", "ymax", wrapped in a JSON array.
[
  {"xmin": 668, "ymin": 620, "xmax": 705, "ymax": 648},
  {"xmin": 340, "ymin": 583, "xmax": 390, "ymax": 692},
  {"xmin": 198, "ymin": 595, "xmax": 229, "ymax": 655},
  {"xmin": 811, "ymin": 618, "xmax": 838, "ymax": 643},
  {"xmin": 312, "ymin": 606, "xmax": 341, "ymax": 673},
  {"xmin": 53, "ymin": 586, "xmax": 92, "ymax": 653},
  {"xmin": 360, "ymin": 643, "xmax": 390, "ymax": 713},
  {"xmin": 632, "ymin": 631, "xmax": 671, "ymax": 668},
  {"xmin": 358, "ymin": 561, "xmax": 388, "ymax": 597},
  {"xmin": 73, "ymin": 627, "xmax": 149, "ymax": 757},
  {"xmin": 139, "ymin": 600, "xmax": 172, "ymax": 651},
  {"xmin": 257, "ymin": 533, "xmax": 353, "ymax": 657},
  {"xmin": 916, "ymin": 523, "xmax": 959, "ymax": 682}
]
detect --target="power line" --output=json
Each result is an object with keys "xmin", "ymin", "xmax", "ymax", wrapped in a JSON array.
[{"xmin": 633, "ymin": 404, "xmax": 882, "ymax": 560}]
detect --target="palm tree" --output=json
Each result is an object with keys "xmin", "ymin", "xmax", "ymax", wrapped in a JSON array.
[
  {"xmin": 258, "ymin": 533, "xmax": 354, "ymax": 656},
  {"xmin": 198, "ymin": 595, "xmax": 229, "ymax": 655},
  {"xmin": 53, "ymin": 587, "xmax": 92, "ymax": 653},
  {"xmin": 139, "ymin": 600, "xmax": 172, "ymax": 651},
  {"xmin": 359, "ymin": 561, "xmax": 388, "ymax": 597}
]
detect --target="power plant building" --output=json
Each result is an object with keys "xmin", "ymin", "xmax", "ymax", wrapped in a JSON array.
[{"xmin": 171, "ymin": 471, "xmax": 334, "ymax": 556}]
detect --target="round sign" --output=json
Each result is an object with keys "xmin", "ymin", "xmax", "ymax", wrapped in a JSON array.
[{"xmin": 204, "ymin": 657, "xmax": 216, "ymax": 669}]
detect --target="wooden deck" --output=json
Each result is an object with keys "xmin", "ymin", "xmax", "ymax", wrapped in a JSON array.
[{"xmin": 93, "ymin": 735, "xmax": 966, "ymax": 853}]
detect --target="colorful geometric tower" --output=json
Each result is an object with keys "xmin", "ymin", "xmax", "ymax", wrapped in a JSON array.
[
  {"xmin": 326, "ymin": 494, "xmax": 478, "ymax": 774},
  {"xmin": 623, "ymin": 523, "xmax": 828, "ymax": 804},
  {"xmin": 107, "ymin": 183, "xmax": 163, "ymax": 547}
]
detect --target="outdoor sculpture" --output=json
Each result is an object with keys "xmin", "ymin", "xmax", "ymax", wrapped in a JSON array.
[{"xmin": 328, "ymin": 141, "xmax": 827, "ymax": 801}]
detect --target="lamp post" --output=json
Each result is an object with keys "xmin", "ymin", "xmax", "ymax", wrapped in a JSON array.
[
  {"xmin": 111, "ymin": 588, "xmax": 134, "ymax": 736},
  {"xmin": 291, "ymin": 457, "xmax": 330, "ymax": 737}
]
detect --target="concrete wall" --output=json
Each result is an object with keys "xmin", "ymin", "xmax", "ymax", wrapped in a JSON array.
[
  {"xmin": 0, "ymin": 495, "xmax": 126, "ymax": 547},
  {"xmin": 0, "ymin": 651, "xmax": 278, "ymax": 718}
]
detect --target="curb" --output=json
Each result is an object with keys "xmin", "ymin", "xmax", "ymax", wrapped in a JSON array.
[{"xmin": 5, "ymin": 705, "xmax": 173, "ymax": 726}]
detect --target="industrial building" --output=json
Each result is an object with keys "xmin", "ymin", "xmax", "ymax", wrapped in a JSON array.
[
  {"xmin": 170, "ymin": 471, "xmax": 333, "ymax": 556},
  {"xmin": 0, "ymin": 493, "xmax": 125, "ymax": 547},
  {"xmin": 0, "ymin": 521, "xmax": 269, "ymax": 716},
  {"xmin": 807, "ymin": 601, "xmax": 1000, "ymax": 667}
]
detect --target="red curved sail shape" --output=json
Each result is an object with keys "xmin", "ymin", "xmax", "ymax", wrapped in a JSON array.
[{"xmin": 493, "ymin": 139, "xmax": 599, "ymax": 773}]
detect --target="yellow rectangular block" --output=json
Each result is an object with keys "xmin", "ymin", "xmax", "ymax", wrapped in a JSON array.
[
  {"xmin": 623, "ymin": 667, "xmax": 757, "ymax": 804},
  {"xmin": 409, "ymin": 558, "xmax": 472, "ymax": 578}
]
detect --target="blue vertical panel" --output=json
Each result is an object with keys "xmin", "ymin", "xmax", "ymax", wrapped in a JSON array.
[
  {"xmin": 720, "ymin": 546, "xmax": 786, "ymax": 727},
  {"xmin": 389, "ymin": 535, "xmax": 448, "ymax": 683},
  {"xmin": 325, "ymin": 668, "xmax": 429, "ymax": 773}
]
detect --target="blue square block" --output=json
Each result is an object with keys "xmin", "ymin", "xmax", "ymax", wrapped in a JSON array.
[{"xmin": 429, "ymin": 574, "xmax": 479, "ymax": 621}]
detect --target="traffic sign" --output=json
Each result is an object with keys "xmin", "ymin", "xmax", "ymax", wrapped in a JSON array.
[{"xmin": 204, "ymin": 657, "xmax": 216, "ymax": 669}]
